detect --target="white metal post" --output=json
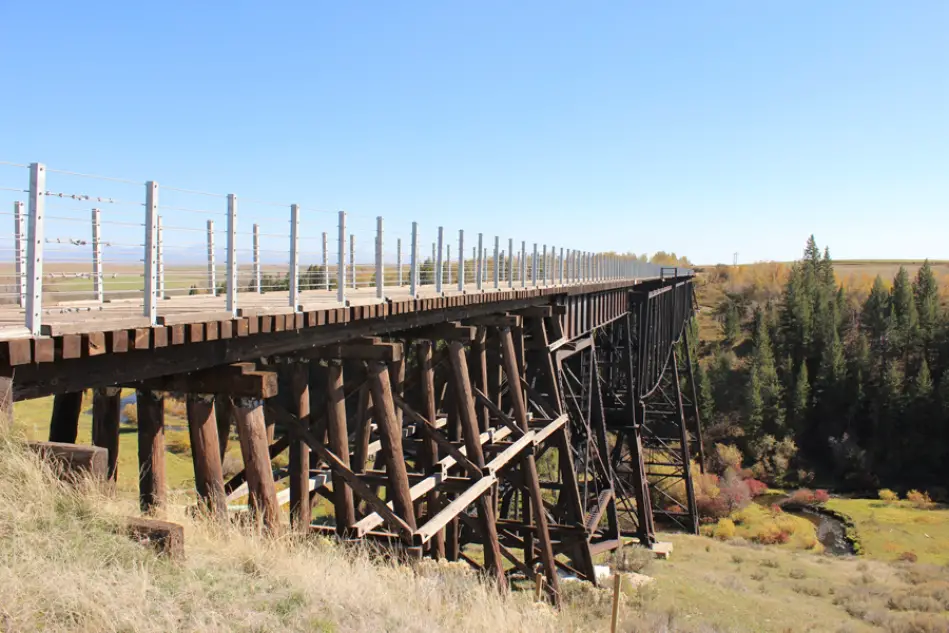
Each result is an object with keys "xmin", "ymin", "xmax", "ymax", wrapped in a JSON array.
[
  {"xmin": 476, "ymin": 233, "xmax": 483, "ymax": 291},
  {"xmin": 520, "ymin": 241, "xmax": 527, "ymax": 287},
  {"xmin": 289, "ymin": 204, "xmax": 300, "ymax": 311},
  {"xmin": 227, "ymin": 195, "xmax": 238, "ymax": 315},
  {"xmin": 409, "ymin": 221, "xmax": 419, "ymax": 297},
  {"xmin": 446, "ymin": 244, "xmax": 452, "ymax": 286},
  {"xmin": 531, "ymin": 243, "xmax": 538, "ymax": 287},
  {"xmin": 253, "ymin": 224, "xmax": 261, "ymax": 293},
  {"xmin": 13, "ymin": 201, "xmax": 25, "ymax": 307},
  {"xmin": 91, "ymin": 208, "xmax": 103, "ymax": 304},
  {"xmin": 375, "ymin": 216, "xmax": 384, "ymax": 299},
  {"xmin": 143, "ymin": 179, "xmax": 158, "ymax": 325},
  {"xmin": 457, "ymin": 230, "xmax": 465, "ymax": 292},
  {"xmin": 337, "ymin": 211, "xmax": 346, "ymax": 304},
  {"xmin": 493, "ymin": 236, "xmax": 500, "ymax": 289},
  {"xmin": 397, "ymin": 237, "xmax": 403, "ymax": 287},
  {"xmin": 206, "ymin": 220, "xmax": 216, "ymax": 296},
  {"xmin": 321, "ymin": 231, "xmax": 329, "ymax": 291},
  {"xmin": 541, "ymin": 244, "xmax": 547, "ymax": 286},
  {"xmin": 350, "ymin": 234, "xmax": 356, "ymax": 289},
  {"xmin": 157, "ymin": 215, "xmax": 164, "ymax": 299},
  {"xmin": 436, "ymin": 226, "xmax": 444, "ymax": 294},
  {"xmin": 507, "ymin": 238, "xmax": 514, "ymax": 288}
]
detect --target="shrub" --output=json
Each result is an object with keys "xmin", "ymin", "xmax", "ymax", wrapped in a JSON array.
[
  {"xmin": 753, "ymin": 523, "xmax": 790, "ymax": 545},
  {"xmin": 897, "ymin": 551, "xmax": 918, "ymax": 563},
  {"xmin": 745, "ymin": 478, "xmax": 769, "ymax": 497},
  {"xmin": 122, "ymin": 403, "xmax": 138, "ymax": 424},
  {"xmin": 719, "ymin": 469, "xmax": 751, "ymax": 513},
  {"xmin": 713, "ymin": 518, "xmax": 736, "ymax": 541},
  {"xmin": 709, "ymin": 443, "xmax": 743, "ymax": 475},
  {"xmin": 906, "ymin": 490, "xmax": 933, "ymax": 509},
  {"xmin": 696, "ymin": 495, "xmax": 729, "ymax": 519},
  {"xmin": 787, "ymin": 489, "xmax": 817, "ymax": 506},
  {"xmin": 878, "ymin": 488, "xmax": 899, "ymax": 503},
  {"xmin": 813, "ymin": 489, "xmax": 830, "ymax": 504}
]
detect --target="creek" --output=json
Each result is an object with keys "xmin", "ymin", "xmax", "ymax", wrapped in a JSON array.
[{"xmin": 754, "ymin": 493, "xmax": 854, "ymax": 556}]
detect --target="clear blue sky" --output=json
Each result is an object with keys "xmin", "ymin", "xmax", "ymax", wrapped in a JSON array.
[{"xmin": 2, "ymin": 1, "xmax": 946, "ymax": 264}]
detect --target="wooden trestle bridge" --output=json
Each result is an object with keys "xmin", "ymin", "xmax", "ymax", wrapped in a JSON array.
[{"xmin": 0, "ymin": 162, "xmax": 705, "ymax": 605}]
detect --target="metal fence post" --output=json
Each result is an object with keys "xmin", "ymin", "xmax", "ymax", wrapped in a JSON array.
[
  {"xmin": 350, "ymin": 234, "xmax": 356, "ymax": 289},
  {"xmin": 157, "ymin": 215, "xmax": 165, "ymax": 299},
  {"xmin": 13, "ymin": 201, "xmax": 25, "ymax": 308},
  {"xmin": 531, "ymin": 243, "xmax": 538, "ymax": 287},
  {"xmin": 559, "ymin": 247, "xmax": 565, "ymax": 285},
  {"xmin": 289, "ymin": 203, "xmax": 300, "ymax": 311},
  {"xmin": 337, "ymin": 211, "xmax": 346, "ymax": 304},
  {"xmin": 541, "ymin": 244, "xmax": 547, "ymax": 286},
  {"xmin": 206, "ymin": 220, "xmax": 216, "ymax": 296},
  {"xmin": 436, "ymin": 226, "xmax": 444, "ymax": 294},
  {"xmin": 493, "ymin": 236, "xmax": 500, "ymax": 289},
  {"xmin": 457, "ymin": 230, "xmax": 465, "ymax": 292},
  {"xmin": 446, "ymin": 243, "xmax": 452, "ymax": 287},
  {"xmin": 507, "ymin": 238, "xmax": 514, "ymax": 288},
  {"xmin": 91, "ymin": 208, "xmax": 103, "ymax": 304},
  {"xmin": 227, "ymin": 195, "xmax": 238, "ymax": 315},
  {"xmin": 25, "ymin": 164, "xmax": 49, "ymax": 334},
  {"xmin": 375, "ymin": 216, "xmax": 384, "ymax": 299},
  {"xmin": 253, "ymin": 224, "xmax": 261, "ymax": 293},
  {"xmin": 476, "ymin": 233, "xmax": 483, "ymax": 291},
  {"xmin": 520, "ymin": 241, "xmax": 527, "ymax": 287},
  {"xmin": 409, "ymin": 221, "xmax": 419, "ymax": 298},
  {"xmin": 321, "ymin": 231, "xmax": 329, "ymax": 291},
  {"xmin": 143, "ymin": 179, "xmax": 158, "ymax": 325},
  {"xmin": 397, "ymin": 237, "xmax": 403, "ymax": 287}
]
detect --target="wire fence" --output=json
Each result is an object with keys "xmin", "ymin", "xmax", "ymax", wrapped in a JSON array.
[{"xmin": 0, "ymin": 160, "xmax": 686, "ymax": 336}]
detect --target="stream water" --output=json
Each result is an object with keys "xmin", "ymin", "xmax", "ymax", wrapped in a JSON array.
[{"xmin": 754, "ymin": 494, "xmax": 854, "ymax": 555}]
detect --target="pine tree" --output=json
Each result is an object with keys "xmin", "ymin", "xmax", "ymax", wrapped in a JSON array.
[
  {"xmin": 696, "ymin": 362, "xmax": 715, "ymax": 423},
  {"xmin": 745, "ymin": 364, "xmax": 765, "ymax": 437},
  {"xmin": 862, "ymin": 275, "xmax": 892, "ymax": 362},
  {"xmin": 890, "ymin": 266, "xmax": 919, "ymax": 356},
  {"xmin": 722, "ymin": 301, "xmax": 741, "ymax": 344},
  {"xmin": 791, "ymin": 361, "xmax": 810, "ymax": 432},
  {"xmin": 913, "ymin": 260, "xmax": 940, "ymax": 356}
]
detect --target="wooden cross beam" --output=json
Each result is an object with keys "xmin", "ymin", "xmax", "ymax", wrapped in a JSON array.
[
  {"xmin": 294, "ymin": 341, "xmax": 402, "ymax": 362},
  {"xmin": 127, "ymin": 363, "xmax": 278, "ymax": 399},
  {"xmin": 463, "ymin": 314, "xmax": 522, "ymax": 328},
  {"xmin": 411, "ymin": 322, "xmax": 477, "ymax": 341}
]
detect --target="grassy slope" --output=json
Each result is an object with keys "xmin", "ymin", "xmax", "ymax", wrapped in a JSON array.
[{"xmin": 827, "ymin": 498, "xmax": 949, "ymax": 566}]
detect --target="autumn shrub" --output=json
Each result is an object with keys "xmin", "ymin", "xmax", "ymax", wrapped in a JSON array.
[
  {"xmin": 719, "ymin": 469, "xmax": 751, "ymax": 513},
  {"xmin": 122, "ymin": 403, "xmax": 137, "ymax": 424},
  {"xmin": 713, "ymin": 518, "xmax": 736, "ymax": 540},
  {"xmin": 696, "ymin": 495, "xmax": 729, "ymax": 520},
  {"xmin": 744, "ymin": 478, "xmax": 768, "ymax": 497},
  {"xmin": 787, "ymin": 488, "xmax": 817, "ymax": 506},
  {"xmin": 906, "ymin": 490, "xmax": 933, "ymax": 509},
  {"xmin": 754, "ymin": 523, "xmax": 790, "ymax": 545},
  {"xmin": 709, "ymin": 442, "xmax": 743, "ymax": 475},
  {"xmin": 878, "ymin": 489, "xmax": 899, "ymax": 503},
  {"xmin": 813, "ymin": 489, "xmax": 830, "ymax": 504}
]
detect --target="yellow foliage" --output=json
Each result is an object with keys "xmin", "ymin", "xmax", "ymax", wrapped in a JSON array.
[
  {"xmin": 713, "ymin": 518, "xmax": 736, "ymax": 540},
  {"xmin": 878, "ymin": 488, "xmax": 899, "ymax": 503}
]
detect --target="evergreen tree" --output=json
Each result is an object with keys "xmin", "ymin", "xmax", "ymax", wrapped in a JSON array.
[
  {"xmin": 745, "ymin": 364, "xmax": 765, "ymax": 438},
  {"xmin": 890, "ymin": 266, "xmax": 918, "ymax": 356},
  {"xmin": 722, "ymin": 301, "xmax": 741, "ymax": 344},
  {"xmin": 696, "ymin": 362, "xmax": 715, "ymax": 423},
  {"xmin": 862, "ymin": 275, "xmax": 892, "ymax": 363},
  {"xmin": 790, "ymin": 361, "xmax": 810, "ymax": 432},
  {"xmin": 913, "ymin": 260, "xmax": 940, "ymax": 356}
]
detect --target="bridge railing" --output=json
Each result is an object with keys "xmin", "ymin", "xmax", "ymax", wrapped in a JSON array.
[{"xmin": 0, "ymin": 160, "xmax": 690, "ymax": 337}]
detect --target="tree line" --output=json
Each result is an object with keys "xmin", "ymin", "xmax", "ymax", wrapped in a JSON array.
[{"xmin": 694, "ymin": 237, "xmax": 949, "ymax": 494}]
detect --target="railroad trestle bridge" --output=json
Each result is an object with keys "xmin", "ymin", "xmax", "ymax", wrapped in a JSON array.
[{"xmin": 0, "ymin": 161, "xmax": 704, "ymax": 605}]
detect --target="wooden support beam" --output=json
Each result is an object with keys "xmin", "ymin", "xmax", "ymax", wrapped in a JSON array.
[
  {"xmin": 416, "ymin": 339, "xmax": 445, "ymax": 559},
  {"xmin": 296, "ymin": 341, "xmax": 402, "ymax": 362},
  {"xmin": 49, "ymin": 391, "xmax": 83, "ymax": 443},
  {"xmin": 463, "ymin": 314, "xmax": 522, "ymax": 328},
  {"xmin": 127, "ymin": 517, "xmax": 185, "ymax": 560},
  {"xmin": 471, "ymin": 327, "xmax": 489, "ymax": 432},
  {"xmin": 91, "ymin": 387, "xmax": 121, "ymax": 482},
  {"xmin": 413, "ymin": 474, "xmax": 497, "ymax": 544},
  {"xmin": 265, "ymin": 404, "xmax": 413, "ymax": 538},
  {"xmin": 352, "ymin": 382, "xmax": 372, "ymax": 474},
  {"xmin": 392, "ymin": 395, "xmax": 482, "ymax": 479},
  {"xmin": 367, "ymin": 362, "xmax": 417, "ymax": 533},
  {"xmin": 326, "ymin": 361, "xmax": 357, "ymax": 534},
  {"xmin": 137, "ymin": 389, "xmax": 166, "ymax": 513},
  {"xmin": 498, "ymin": 326, "xmax": 560, "ymax": 602},
  {"xmin": 413, "ymin": 322, "xmax": 477, "ymax": 341},
  {"xmin": 233, "ymin": 397, "xmax": 280, "ymax": 532},
  {"xmin": 187, "ymin": 394, "xmax": 227, "ymax": 517},
  {"xmin": 446, "ymin": 341, "xmax": 505, "ymax": 588},
  {"xmin": 289, "ymin": 363, "xmax": 312, "ymax": 531},
  {"xmin": 28, "ymin": 441, "xmax": 107, "ymax": 481},
  {"xmin": 130, "ymin": 363, "xmax": 277, "ymax": 399}
]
